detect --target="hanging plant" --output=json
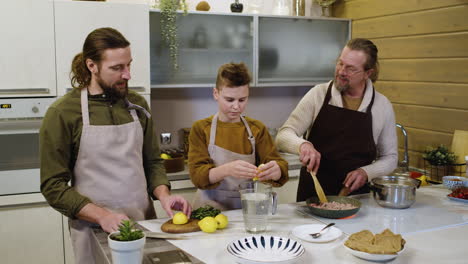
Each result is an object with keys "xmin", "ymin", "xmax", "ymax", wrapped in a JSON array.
[{"xmin": 159, "ymin": 0, "xmax": 188, "ymax": 70}]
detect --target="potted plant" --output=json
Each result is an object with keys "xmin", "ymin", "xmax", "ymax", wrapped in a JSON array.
[
  {"xmin": 423, "ymin": 145, "xmax": 457, "ymax": 166},
  {"xmin": 159, "ymin": 0, "xmax": 188, "ymax": 70},
  {"xmin": 108, "ymin": 220, "xmax": 146, "ymax": 264},
  {"xmin": 423, "ymin": 145, "xmax": 458, "ymax": 182}
]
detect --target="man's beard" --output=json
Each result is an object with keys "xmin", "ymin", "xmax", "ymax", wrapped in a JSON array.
[
  {"xmin": 97, "ymin": 78, "xmax": 128, "ymax": 103},
  {"xmin": 334, "ymin": 76, "xmax": 350, "ymax": 93}
]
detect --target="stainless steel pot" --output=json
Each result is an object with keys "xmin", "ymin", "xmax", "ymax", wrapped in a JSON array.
[{"xmin": 369, "ymin": 176, "xmax": 421, "ymax": 209}]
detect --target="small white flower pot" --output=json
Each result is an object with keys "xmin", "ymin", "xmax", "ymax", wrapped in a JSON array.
[{"xmin": 108, "ymin": 232, "xmax": 146, "ymax": 264}]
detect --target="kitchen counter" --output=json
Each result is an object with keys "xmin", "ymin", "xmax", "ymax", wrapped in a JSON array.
[{"xmin": 92, "ymin": 185, "xmax": 468, "ymax": 263}]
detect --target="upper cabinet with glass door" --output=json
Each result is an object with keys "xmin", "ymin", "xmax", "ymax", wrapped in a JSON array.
[
  {"xmin": 150, "ymin": 12, "xmax": 349, "ymax": 87},
  {"xmin": 257, "ymin": 16, "xmax": 350, "ymax": 86},
  {"xmin": 150, "ymin": 11, "xmax": 254, "ymax": 87},
  {"xmin": 0, "ymin": 0, "xmax": 56, "ymax": 98},
  {"xmin": 54, "ymin": 0, "xmax": 150, "ymax": 96}
]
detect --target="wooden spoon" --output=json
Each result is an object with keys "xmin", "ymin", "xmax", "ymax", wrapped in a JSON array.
[
  {"xmin": 338, "ymin": 186, "xmax": 351, "ymax": 196},
  {"xmin": 310, "ymin": 171, "xmax": 328, "ymax": 203}
]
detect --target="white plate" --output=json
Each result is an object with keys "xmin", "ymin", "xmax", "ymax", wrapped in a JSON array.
[
  {"xmin": 447, "ymin": 195, "xmax": 468, "ymax": 203},
  {"xmin": 344, "ymin": 244, "xmax": 405, "ymax": 262},
  {"xmin": 291, "ymin": 224, "xmax": 343, "ymax": 243},
  {"xmin": 227, "ymin": 235, "xmax": 305, "ymax": 264}
]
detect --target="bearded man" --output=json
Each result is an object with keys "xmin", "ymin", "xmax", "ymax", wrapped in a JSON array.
[{"xmin": 276, "ymin": 38, "xmax": 398, "ymax": 201}]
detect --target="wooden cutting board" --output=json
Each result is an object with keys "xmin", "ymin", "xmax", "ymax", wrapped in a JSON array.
[
  {"xmin": 161, "ymin": 219, "xmax": 200, "ymax": 234},
  {"xmin": 452, "ymin": 130, "xmax": 468, "ymax": 164}
]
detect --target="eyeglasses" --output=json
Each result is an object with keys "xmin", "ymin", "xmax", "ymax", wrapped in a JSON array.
[{"xmin": 336, "ymin": 61, "xmax": 364, "ymax": 76}]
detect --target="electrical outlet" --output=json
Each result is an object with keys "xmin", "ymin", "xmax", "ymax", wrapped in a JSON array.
[{"xmin": 160, "ymin": 133, "xmax": 172, "ymax": 145}]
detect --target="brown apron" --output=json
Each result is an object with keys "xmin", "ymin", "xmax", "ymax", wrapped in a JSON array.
[
  {"xmin": 296, "ymin": 82, "xmax": 377, "ymax": 202},
  {"xmin": 69, "ymin": 89, "xmax": 156, "ymax": 264},
  {"xmin": 192, "ymin": 113, "xmax": 256, "ymax": 211}
]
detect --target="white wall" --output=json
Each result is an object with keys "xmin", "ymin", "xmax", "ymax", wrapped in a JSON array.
[{"xmin": 150, "ymin": 86, "xmax": 310, "ymax": 149}]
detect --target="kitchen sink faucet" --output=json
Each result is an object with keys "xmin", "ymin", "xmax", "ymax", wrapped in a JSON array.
[{"xmin": 396, "ymin": 123, "xmax": 409, "ymax": 172}]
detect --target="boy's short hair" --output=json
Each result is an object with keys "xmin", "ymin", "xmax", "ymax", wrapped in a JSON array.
[{"xmin": 215, "ymin": 62, "xmax": 252, "ymax": 90}]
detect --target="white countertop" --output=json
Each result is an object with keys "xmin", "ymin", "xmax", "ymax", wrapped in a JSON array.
[{"xmin": 140, "ymin": 185, "xmax": 468, "ymax": 264}]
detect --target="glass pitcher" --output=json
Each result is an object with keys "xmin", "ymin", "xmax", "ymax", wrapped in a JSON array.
[{"xmin": 239, "ymin": 181, "xmax": 278, "ymax": 233}]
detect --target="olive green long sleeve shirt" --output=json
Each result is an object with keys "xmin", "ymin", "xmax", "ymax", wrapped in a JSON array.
[{"xmin": 40, "ymin": 88, "xmax": 169, "ymax": 218}]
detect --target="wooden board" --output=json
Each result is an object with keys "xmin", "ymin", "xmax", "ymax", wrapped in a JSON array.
[
  {"xmin": 334, "ymin": 0, "xmax": 468, "ymax": 20},
  {"xmin": 379, "ymin": 59, "xmax": 468, "ymax": 83},
  {"xmin": 452, "ymin": 130, "xmax": 468, "ymax": 164},
  {"xmin": 393, "ymin": 104, "xmax": 468, "ymax": 134},
  {"xmin": 161, "ymin": 219, "xmax": 200, "ymax": 234},
  {"xmin": 395, "ymin": 126, "xmax": 453, "ymax": 153},
  {"xmin": 373, "ymin": 32, "xmax": 468, "ymax": 59},
  {"xmin": 352, "ymin": 5, "xmax": 468, "ymax": 38},
  {"xmin": 377, "ymin": 81, "xmax": 468, "ymax": 110}
]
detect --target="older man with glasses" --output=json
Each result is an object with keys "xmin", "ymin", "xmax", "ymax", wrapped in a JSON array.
[{"xmin": 276, "ymin": 38, "xmax": 398, "ymax": 201}]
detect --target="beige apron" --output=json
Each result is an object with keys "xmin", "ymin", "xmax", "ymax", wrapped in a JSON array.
[
  {"xmin": 69, "ymin": 89, "xmax": 156, "ymax": 264},
  {"xmin": 192, "ymin": 113, "xmax": 256, "ymax": 211}
]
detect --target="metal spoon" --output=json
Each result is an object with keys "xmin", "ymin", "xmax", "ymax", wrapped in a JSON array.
[{"xmin": 310, "ymin": 223, "xmax": 335, "ymax": 239}]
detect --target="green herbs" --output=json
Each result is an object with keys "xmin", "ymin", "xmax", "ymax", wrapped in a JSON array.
[
  {"xmin": 160, "ymin": 0, "xmax": 188, "ymax": 70},
  {"xmin": 191, "ymin": 205, "xmax": 221, "ymax": 220},
  {"xmin": 111, "ymin": 220, "xmax": 144, "ymax": 241},
  {"xmin": 422, "ymin": 145, "xmax": 457, "ymax": 166}
]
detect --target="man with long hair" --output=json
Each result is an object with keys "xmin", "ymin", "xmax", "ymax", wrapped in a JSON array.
[{"xmin": 40, "ymin": 28, "xmax": 191, "ymax": 263}]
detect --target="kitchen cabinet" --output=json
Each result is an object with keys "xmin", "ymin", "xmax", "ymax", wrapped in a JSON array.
[
  {"xmin": 149, "ymin": 11, "xmax": 350, "ymax": 87},
  {"xmin": 0, "ymin": 202, "xmax": 64, "ymax": 264},
  {"xmin": 150, "ymin": 12, "xmax": 254, "ymax": 87},
  {"xmin": 0, "ymin": 0, "xmax": 56, "ymax": 97},
  {"xmin": 275, "ymin": 169, "xmax": 300, "ymax": 204},
  {"xmin": 257, "ymin": 16, "xmax": 349, "ymax": 86},
  {"xmin": 54, "ymin": 0, "xmax": 151, "ymax": 96}
]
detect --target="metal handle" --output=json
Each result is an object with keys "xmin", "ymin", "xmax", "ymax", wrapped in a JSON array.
[{"xmin": 0, "ymin": 88, "xmax": 50, "ymax": 94}]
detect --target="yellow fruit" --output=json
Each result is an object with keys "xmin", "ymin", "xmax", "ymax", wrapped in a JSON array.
[
  {"xmin": 198, "ymin": 217, "xmax": 218, "ymax": 233},
  {"xmin": 253, "ymin": 164, "xmax": 265, "ymax": 181},
  {"xmin": 172, "ymin": 212, "xmax": 188, "ymax": 225},
  {"xmin": 215, "ymin": 214, "xmax": 228, "ymax": 229},
  {"xmin": 160, "ymin": 153, "xmax": 171, "ymax": 160}
]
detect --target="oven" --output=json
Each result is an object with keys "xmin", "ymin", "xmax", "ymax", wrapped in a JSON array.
[{"xmin": 0, "ymin": 98, "xmax": 56, "ymax": 196}]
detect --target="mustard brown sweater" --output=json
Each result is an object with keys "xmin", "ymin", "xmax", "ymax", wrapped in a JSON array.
[{"xmin": 188, "ymin": 115, "xmax": 289, "ymax": 189}]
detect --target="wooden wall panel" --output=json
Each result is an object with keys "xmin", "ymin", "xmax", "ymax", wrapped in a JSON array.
[
  {"xmin": 376, "ymin": 81, "xmax": 468, "ymax": 110},
  {"xmin": 393, "ymin": 104, "xmax": 468, "ymax": 133},
  {"xmin": 334, "ymin": 0, "xmax": 468, "ymax": 20},
  {"xmin": 373, "ymin": 32, "xmax": 468, "ymax": 59},
  {"xmin": 396, "ymin": 127, "xmax": 453, "ymax": 153},
  {"xmin": 379, "ymin": 59, "xmax": 468, "ymax": 83},
  {"xmin": 334, "ymin": 0, "xmax": 468, "ymax": 169},
  {"xmin": 353, "ymin": 5, "xmax": 468, "ymax": 39}
]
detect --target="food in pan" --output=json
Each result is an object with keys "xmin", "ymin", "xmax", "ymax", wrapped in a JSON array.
[{"xmin": 308, "ymin": 201, "xmax": 358, "ymax": 210}]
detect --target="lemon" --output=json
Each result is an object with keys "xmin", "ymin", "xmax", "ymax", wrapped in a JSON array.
[
  {"xmin": 172, "ymin": 212, "xmax": 188, "ymax": 225},
  {"xmin": 253, "ymin": 164, "xmax": 265, "ymax": 181},
  {"xmin": 198, "ymin": 217, "xmax": 218, "ymax": 233},
  {"xmin": 160, "ymin": 153, "xmax": 171, "ymax": 160},
  {"xmin": 214, "ymin": 214, "xmax": 228, "ymax": 229}
]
